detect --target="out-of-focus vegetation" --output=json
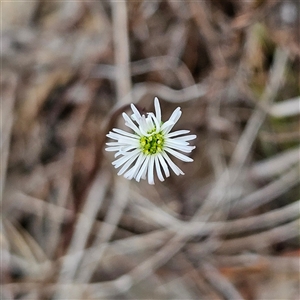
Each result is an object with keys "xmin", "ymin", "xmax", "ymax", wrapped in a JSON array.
[{"xmin": 1, "ymin": 1, "xmax": 299, "ymax": 299}]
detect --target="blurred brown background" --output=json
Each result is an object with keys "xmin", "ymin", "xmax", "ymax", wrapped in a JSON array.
[{"xmin": 1, "ymin": 0, "xmax": 300, "ymax": 299}]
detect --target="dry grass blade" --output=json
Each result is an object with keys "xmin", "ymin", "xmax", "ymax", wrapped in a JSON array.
[
  {"xmin": 54, "ymin": 170, "xmax": 109, "ymax": 298},
  {"xmin": 1, "ymin": 73, "xmax": 18, "ymax": 203},
  {"xmin": 230, "ymin": 48, "xmax": 289, "ymax": 170},
  {"xmin": 270, "ymin": 96, "xmax": 300, "ymax": 118},
  {"xmin": 250, "ymin": 146, "xmax": 300, "ymax": 179},
  {"xmin": 199, "ymin": 261, "xmax": 245, "ymax": 300},
  {"xmin": 231, "ymin": 166, "xmax": 299, "ymax": 214}
]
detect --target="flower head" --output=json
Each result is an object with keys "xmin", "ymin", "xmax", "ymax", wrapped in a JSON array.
[{"xmin": 106, "ymin": 97, "xmax": 196, "ymax": 184}]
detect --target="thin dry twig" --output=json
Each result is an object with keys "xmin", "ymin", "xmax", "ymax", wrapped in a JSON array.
[
  {"xmin": 250, "ymin": 146, "xmax": 300, "ymax": 180},
  {"xmin": 1, "ymin": 73, "xmax": 18, "ymax": 203},
  {"xmin": 200, "ymin": 220, "xmax": 299, "ymax": 255},
  {"xmin": 231, "ymin": 166, "xmax": 299, "ymax": 214},
  {"xmin": 91, "ymin": 55, "xmax": 196, "ymax": 88},
  {"xmin": 270, "ymin": 96, "xmax": 300, "ymax": 118},
  {"xmin": 213, "ymin": 254, "xmax": 300, "ymax": 273},
  {"xmin": 231, "ymin": 48, "xmax": 289, "ymax": 170},
  {"xmin": 123, "ymin": 81, "xmax": 207, "ymax": 104},
  {"xmin": 199, "ymin": 261, "xmax": 245, "ymax": 300},
  {"xmin": 54, "ymin": 170, "xmax": 109, "ymax": 297}
]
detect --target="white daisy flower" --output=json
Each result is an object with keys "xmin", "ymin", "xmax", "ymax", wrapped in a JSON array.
[{"xmin": 105, "ymin": 97, "xmax": 196, "ymax": 185}]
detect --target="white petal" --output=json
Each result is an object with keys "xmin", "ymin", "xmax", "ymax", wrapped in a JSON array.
[
  {"xmin": 146, "ymin": 114, "xmax": 153, "ymax": 126},
  {"xmin": 130, "ymin": 103, "xmax": 142, "ymax": 122},
  {"xmin": 157, "ymin": 153, "xmax": 170, "ymax": 178},
  {"xmin": 149, "ymin": 113, "xmax": 160, "ymax": 132},
  {"xmin": 154, "ymin": 156, "xmax": 164, "ymax": 182},
  {"xmin": 161, "ymin": 120, "xmax": 175, "ymax": 134},
  {"xmin": 122, "ymin": 113, "xmax": 141, "ymax": 135},
  {"xmin": 172, "ymin": 134, "xmax": 197, "ymax": 141},
  {"xmin": 114, "ymin": 152, "xmax": 122, "ymax": 158},
  {"xmin": 112, "ymin": 149, "xmax": 140, "ymax": 168},
  {"xmin": 107, "ymin": 132, "xmax": 138, "ymax": 144},
  {"xmin": 139, "ymin": 115, "xmax": 150, "ymax": 136},
  {"xmin": 165, "ymin": 147, "xmax": 194, "ymax": 162},
  {"xmin": 106, "ymin": 132, "xmax": 123, "ymax": 140},
  {"xmin": 154, "ymin": 97, "xmax": 161, "ymax": 124},
  {"xmin": 106, "ymin": 143, "xmax": 138, "ymax": 150},
  {"xmin": 169, "ymin": 107, "xmax": 182, "ymax": 123},
  {"xmin": 161, "ymin": 108, "xmax": 182, "ymax": 134},
  {"xmin": 123, "ymin": 153, "xmax": 146, "ymax": 179},
  {"xmin": 141, "ymin": 163, "xmax": 149, "ymax": 180},
  {"xmin": 145, "ymin": 115, "xmax": 155, "ymax": 132},
  {"xmin": 167, "ymin": 130, "xmax": 190, "ymax": 138},
  {"xmin": 119, "ymin": 145, "xmax": 139, "ymax": 152},
  {"xmin": 105, "ymin": 146, "xmax": 122, "ymax": 152},
  {"xmin": 162, "ymin": 152, "xmax": 184, "ymax": 175},
  {"xmin": 114, "ymin": 145, "xmax": 140, "ymax": 159},
  {"xmin": 147, "ymin": 156, "xmax": 155, "ymax": 185},
  {"xmin": 112, "ymin": 154, "xmax": 131, "ymax": 168},
  {"xmin": 136, "ymin": 156, "xmax": 150, "ymax": 182},
  {"xmin": 131, "ymin": 154, "xmax": 147, "ymax": 179},
  {"xmin": 165, "ymin": 139, "xmax": 195, "ymax": 150},
  {"xmin": 164, "ymin": 143, "xmax": 195, "ymax": 153},
  {"xmin": 106, "ymin": 142, "xmax": 123, "ymax": 146},
  {"xmin": 117, "ymin": 152, "xmax": 140, "ymax": 175},
  {"xmin": 165, "ymin": 139, "xmax": 189, "ymax": 146},
  {"xmin": 113, "ymin": 128, "xmax": 140, "ymax": 139}
]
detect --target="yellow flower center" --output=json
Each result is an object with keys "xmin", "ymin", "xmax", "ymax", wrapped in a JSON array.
[{"xmin": 140, "ymin": 132, "xmax": 164, "ymax": 155}]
